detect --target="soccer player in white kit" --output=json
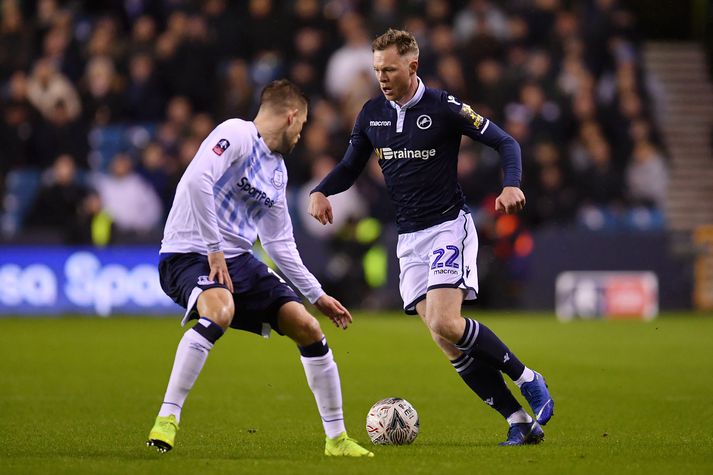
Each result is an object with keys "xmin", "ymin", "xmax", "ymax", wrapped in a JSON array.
[
  {"xmin": 309, "ymin": 29, "xmax": 554, "ymax": 446},
  {"xmin": 146, "ymin": 80, "xmax": 372, "ymax": 457}
]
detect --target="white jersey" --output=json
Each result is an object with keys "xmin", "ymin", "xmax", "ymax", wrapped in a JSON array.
[{"xmin": 161, "ymin": 118, "xmax": 324, "ymax": 303}]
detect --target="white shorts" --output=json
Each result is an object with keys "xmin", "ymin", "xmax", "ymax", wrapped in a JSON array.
[{"xmin": 397, "ymin": 210, "xmax": 479, "ymax": 314}]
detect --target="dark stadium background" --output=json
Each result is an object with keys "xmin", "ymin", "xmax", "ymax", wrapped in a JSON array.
[{"xmin": 1, "ymin": 0, "xmax": 711, "ymax": 316}]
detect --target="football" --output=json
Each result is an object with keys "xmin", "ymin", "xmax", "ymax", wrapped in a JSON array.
[{"xmin": 365, "ymin": 397, "xmax": 419, "ymax": 445}]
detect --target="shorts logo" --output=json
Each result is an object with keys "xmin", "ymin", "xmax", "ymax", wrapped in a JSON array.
[
  {"xmin": 212, "ymin": 138, "xmax": 230, "ymax": 156},
  {"xmin": 416, "ymin": 115, "xmax": 432, "ymax": 130},
  {"xmin": 375, "ymin": 147, "xmax": 436, "ymax": 161},
  {"xmin": 369, "ymin": 120, "xmax": 391, "ymax": 127},
  {"xmin": 271, "ymin": 169, "xmax": 284, "ymax": 189},
  {"xmin": 197, "ymin": 275, "xmax": 215, "ymax": 286},
  {"xmin": 447, "ymin": 95, "xmax": 461, "ymax": 105}
]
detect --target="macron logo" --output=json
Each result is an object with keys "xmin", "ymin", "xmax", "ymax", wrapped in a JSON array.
[
  {"xmin": 370, "ymin": 120, "xmax": 391, "ymax": 127},
  {"xmin": 376, "ymin": 147, "xmax": 436, "ymax": 161}
]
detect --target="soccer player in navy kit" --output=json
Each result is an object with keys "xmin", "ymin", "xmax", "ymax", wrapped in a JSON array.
[
  {"xmin": 309, "ymin": 29, "xmax": 554, "ymax": 445},
  {"xmin": 146, "ymin": 80, "xmax": 372, "ymax": 457}
]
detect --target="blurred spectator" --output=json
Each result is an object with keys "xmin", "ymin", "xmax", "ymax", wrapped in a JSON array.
[
  {"xmin": 215, "ymin": 59, "xmax": 254, "ymax": 121},
  {"xmin": 576, "ymin": 138, "xmax": 624, "ymax": 206},
  {"xmin": 520, "ymin": 0, "xmax": 559, "ymax": 46},
  {"xmin": 437, "ymin": 54, "xmax": 468, "ymax": 99},
  {"xmin": 81, "ymin": 56, "xmax": 124, "ymax": 125},
  {"xmin": 42, "ymin": 16, "xmax": 83, "ymax": 82},
  {"xmin": 93, "ymin": 153, "xmax": 162, "ymax": 236},
  {"xmin": 0, "ymin": 2, "xmax": 33, "ymax": 81},
  {"xmin": 288, "ymin": 27, "xmax": 330, "ymax": 98},
  {"xmin": 26, "ymin": 58, "xmax": 81, "ymax": 122},
  {"xmin": 25, "ymin": 154, "xmax": 91, "ymax": 241},
  {"xmin": 127, "ymin": 15, "xmax": 157, "ymax": 56},
  {"xmin": 0, "ymin": 72, "xmax": 39, "ymax": 172},
  {"xmin": 470, "ymin": 59, "xmax": 509, "ymax": 122},
  {"xmin": 527, "ymin": 163, "xmax": 578, "ymax": 227},
  {"xmin": 85, "ymin": 16, "xmax": 125, "ymax": 69},
  {"xmin": 68, "ymin": 189, "xmax": 112, "ymax": 246},
  {"xmin": 137, "ymin": 142, "xmax": 172, "ymax": 212},
  {"xmin": 424, "ymin": 0, "xmax": 453, "ymax": 26},
  {"xmin": 202, "ymin": 0, "xmax": 243, "ymax": 60},
  {"xmin": 324, "ymin": 12, "xmax": 373, "ymax": 101},
  {"xmin": 31, "ymin": 98, "xmax": 88, "ymax": 169},
  {"xmin": 189, "ymin": 113, "xmax": 214, "ymax": 143},
  {"xmin": 453, "ymin": 0, "xmax": 509, "ymax": 44},
  {"xmin": 171, "ymin": 14, "xmax": 217, "ymax": 110},
  {"xmin": 242, "ymin": 0, "xmax": 290, "ymax": 56},
  {"xmin": 124, "ymin": 53, "xmax": 165, "ymax": 121},
  {"xmin": 165, "ymin": 96, "xmax": 193, "ymax": 136},
  {"xmin": 626, "ymin": 141, "xmax": 668, "ymax": 209},
  {"xmin": 368, "ymin": 0, "xmax": 402, "ymax": 36}
]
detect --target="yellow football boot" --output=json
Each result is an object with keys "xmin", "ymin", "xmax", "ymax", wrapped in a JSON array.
[{"xmin": 324, "ymin": 432, "xmax": 374, "ymax": 457}]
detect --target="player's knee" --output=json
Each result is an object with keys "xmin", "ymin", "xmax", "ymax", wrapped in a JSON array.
[
  {"xmin": 282, "ymin": 308, "xmax": 323, "ymax": 345},
  {"xmin": 296, "ymin": 314, "xmax": 323, "ymax": 343},
  {"xmin": 197, "ymin": 288, "xmax": 234, "ymax": 330},
  {"xmin": 428, "ymin": 316, "xmax": 462, "ymax": 342}
]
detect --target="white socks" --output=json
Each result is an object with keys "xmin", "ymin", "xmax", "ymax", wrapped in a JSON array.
[
  {"xmin": 300, "ymin": 349, "xmax": 346, "ymax": 438},
  {"xmin": 158, "ymin": 329, "xmax": 214, "ymax": 423},
  {"xmin": 506, "ymin": 408, "xmax": 533, "ymax": 425},
  {"xmin": 157, "ymin": 327, "xmax": 347, "ymax": 438},
  {"xmin": 514, "ymin": 367, "xmax": 535, "ymax": 388}
]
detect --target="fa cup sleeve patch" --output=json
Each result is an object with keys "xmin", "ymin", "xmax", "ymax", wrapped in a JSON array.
[{"xmin": 212, "ymin": 138, "xmax": 231, "ymax": 156}]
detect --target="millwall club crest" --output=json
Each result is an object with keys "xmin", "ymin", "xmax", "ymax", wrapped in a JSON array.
[
  {"xmin": 416, "ymin": 114, "xmax": 432, "ymax": 130},
  {"xmin": 212, "ymin": 138, "xmax": 230, "ymax": 156},
  {"xmin": 271, "ymin": 169, "xmax": 284, "ymax": 189}
]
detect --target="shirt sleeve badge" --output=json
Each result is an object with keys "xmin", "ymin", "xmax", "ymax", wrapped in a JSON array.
[{"xmin": 212, "ymin": 138, "xmax": 231, "ymax": 156}]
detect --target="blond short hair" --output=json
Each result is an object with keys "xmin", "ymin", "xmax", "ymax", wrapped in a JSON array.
[
  {"xmin": 259, "ymin": 79, "xmax": 308, "ymax": 112},
  {"xmin": 372, "ymin": 28, "xmax": 419, "ymax": 57}
]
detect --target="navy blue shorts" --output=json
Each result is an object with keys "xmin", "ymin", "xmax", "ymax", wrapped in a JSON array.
[{"xmin": 158, "ymin": 252, "xmax": 301, "ymax": 336}]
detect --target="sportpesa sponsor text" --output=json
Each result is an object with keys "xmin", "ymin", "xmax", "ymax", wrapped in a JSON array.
[
  {"xmin": 236, "ymin": 176, "xmax": 275, "ymax": 207},
  {"xmin": 375, "ymin": 147, "xmax": 437, "ymax": 160}
]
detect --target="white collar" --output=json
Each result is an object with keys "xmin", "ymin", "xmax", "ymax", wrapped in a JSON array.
[{"xmin": 389, "ymin": 77, "xmax": 425, "ymax": 111}]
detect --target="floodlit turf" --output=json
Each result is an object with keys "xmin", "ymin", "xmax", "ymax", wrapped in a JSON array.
[{"xmin": 1, "ymin": 312, "xmax": 712, "ymax": 475}]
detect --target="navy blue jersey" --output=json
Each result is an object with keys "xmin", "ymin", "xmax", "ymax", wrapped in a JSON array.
[{"xmin": 313, "ymin": 81, "xmax": 522, "ymax": 233}]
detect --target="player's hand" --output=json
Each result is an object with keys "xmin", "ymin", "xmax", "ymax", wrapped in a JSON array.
[
  {"xmin": 308, "ymin": 192, "xmax": 333, "ymax": 225},
  {"xmin": 208, "ymin": 251, "xmax": 234, "ymax": 293},
  {"xmin": 315, "ymin": 294, "xmax": 353, "ymax": 329},
  {"xmin": 495, "ymin": 186, "xmax": 526, "ymax": 214}
]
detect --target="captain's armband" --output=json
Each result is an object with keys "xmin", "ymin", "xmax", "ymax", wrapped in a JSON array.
[{"xmin": 459, "ymin": 103, "xmax": 487, "ymax": 130}]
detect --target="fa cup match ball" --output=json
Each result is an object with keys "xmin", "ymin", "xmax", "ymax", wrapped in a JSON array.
[{"xmin": 365, "ymin": 397, "xmax": 419, "ymax": 445}]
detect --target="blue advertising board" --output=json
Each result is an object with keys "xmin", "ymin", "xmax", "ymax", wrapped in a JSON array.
[{"xmin": 0, "ymin": 247, "xmax": 181, "ymax": 316}]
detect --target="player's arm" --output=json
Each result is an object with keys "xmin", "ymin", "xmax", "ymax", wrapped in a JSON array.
[
  {"xmin": 182, "ymin": 121, "xmax": 248, "ymax": 291},
  {"xmin": 444, "ymin": 93, "xmax": 525, "ymax": 214},
  {"xmin": 258, "ymin": 197, "xmax": 353, "ymax": 329},
  {"xmin": 309, "ymin": 108, "xmax": 373, "ymax": 225}
]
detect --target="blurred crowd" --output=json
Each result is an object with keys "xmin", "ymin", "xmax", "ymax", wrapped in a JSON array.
[{"xmin": 0, "ymin": 0, "xmax": 670, "ymax": 304}]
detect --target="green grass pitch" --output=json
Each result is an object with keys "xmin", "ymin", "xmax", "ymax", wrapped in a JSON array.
[{"xmin": 1, "ymin": 312, "xmax": 712, "ymax": 475}]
